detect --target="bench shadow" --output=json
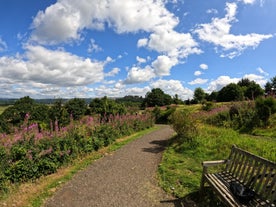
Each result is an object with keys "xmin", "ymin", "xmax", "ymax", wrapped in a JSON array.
[
  {"xmin": 142, "ymin": 139, "xmax": 169, "ymax": 154},
  {"xmin": 160, "ymin": 189, "xmax": 224, "ymax": 207}
]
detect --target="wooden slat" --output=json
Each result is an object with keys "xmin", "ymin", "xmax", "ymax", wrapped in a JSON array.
[
  {"xmin": 201, "ymin": 145, "xmax": 276, "ymax": 206},
  {"xmin": 255, "ymin": 165, "xmax": 268, "ymax": 194},
  {"xmin": 239, "ymin": 155, "xmax": 249, "ymax": 182},
  {"xmin": 260, "ymin": 168, "xmax": 274, "ymax": 198}
]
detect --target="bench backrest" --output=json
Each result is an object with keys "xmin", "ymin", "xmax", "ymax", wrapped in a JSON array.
[{"xmin": 225, "ymin": 145, "xmax": 275, "ymax": 203}]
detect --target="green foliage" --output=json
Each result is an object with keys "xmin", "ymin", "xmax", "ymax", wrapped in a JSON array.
[
  {"xmin": 0, "ymin": 113, "xmax": 154, "ymax": 191},
  {"xmin": 153, "ymin": 106, "xmax": 176, "ymax": 124},
  {"xmin": 142, "ymin": 88, "xmax": 172, "ymax": 107},
  {"xmin": 217, "ymin": 83, "xmax": 243, "ymax": 102},
  {"xmin": 255, "ymin": 97, "xmax": 276, "ymax": 126},
  {"xmin": 201, "ymin": 101, "xmax": 214, "ymax": 111},
  {"xmin": 89, "ymin": 96, "xmax": 127, "ymax": 121},
  {"xmin": 193, "ymin": 87, "xmax": 206, "ymax": 103},
  {"xmin": 264, "ymin": 75, "xmax": 276, "ymax": 94},
  {"xmin": 169, "ymin": 110, "xmax": 198, "ymax": 141},
  {"xmin": 158, "ymin": 123, "xmax": 275, "ymax": 205},
  {"xmin": 64, "ymin": 98, "xmax": 87, "ymax": 120}
]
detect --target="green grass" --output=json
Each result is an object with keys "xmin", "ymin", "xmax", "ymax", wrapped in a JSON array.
[
  {"xmin": 0, "ymin": 106, "xmax": 10, "ymax": 115},
  {"xmin": 158, "ymin": 124, "xmax": 276, "ymax": 206}
]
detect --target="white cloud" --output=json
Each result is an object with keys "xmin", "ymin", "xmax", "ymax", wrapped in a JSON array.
[
  {"xmin": 145, "ymin": 30, "xmax": 201, "ymax": 58},
  {"xmin": 243, "ymin": 73, "xmax": 267, "ymax": 86},
  {"xmin": 88, "ymin": 38, "xmax": 102, "ymax": 53},
  {"xmin": 194, "ymin": 2, "xmax": 273, "ymax": 58},
  {"xmin": 194, "ymin": 71, "xmax": 202, "ymax": 76},
  {"xmin": 137, "ymin": 38, "xmax": 148, "ymax": 48},
  {"xmin": 188, "ymin": 78, "xmax": 208, "ymax": 85},
  {"xmin": 136, "ymin": 56, "xmax": 147, "ymax": 64},
  {"xmin": 0, "ymin": 37, "xmax": 7, "ymax": 52},
  {"xmin": 30, "ymin": 0, "xmax": 201, "ymax": 62},
  {"xmin": 200, "ymin": 63, "xmax": 208, "ymax": 70},
  {"xmin": 0, "ymin": 45, "xmax": 105, "ymax": 92},
  {"xmin": 257, "ymin": 67, "xmax": 269, "ymax": 76},
  {"xmin": 150, "ymin": 79, "xmax": 193, "ymax": 100},
  {"xmin": 31, "ymin": 0, "xmax": 178, "ymax": 44},
  {"xmin": 105, "ymin": 67, "xmax": 120, "ymax": 77},
  {"xmin": 239, "ymin": 0, "xmax": 256, "ymax": 4},
  {"xmin": 124, "ymin": 66, "xmax": 155, "ymax": 84},
  {"xmin": 207, "ymin": 76, "xmax": 240, "ymax": 92},
  {"xmin": 206, "ymin": 8, "xmax": 218, "ymax": 14},
  {"xmin": 152, "ymin": 55, "xmax": 178, "ymax": 76}
]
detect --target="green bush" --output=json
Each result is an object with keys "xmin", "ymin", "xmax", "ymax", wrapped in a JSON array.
[{"xmin": 169, "ymin": 110, "xmax": 198, "ymax": 141}]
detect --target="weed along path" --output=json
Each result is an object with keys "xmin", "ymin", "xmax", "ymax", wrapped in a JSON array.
[{"xmin": 43, "ymin": 125, "xmax": 175, "ymax": 207}]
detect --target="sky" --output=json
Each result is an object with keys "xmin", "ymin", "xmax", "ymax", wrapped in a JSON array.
[{"xmin": 0, "ymin": 0, "xmax": 275, "ymax": 100}]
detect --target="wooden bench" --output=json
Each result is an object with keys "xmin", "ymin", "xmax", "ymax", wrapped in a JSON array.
[{"xmin": 200, "ymin": 145, "xmax": 275, "ymax": 207}]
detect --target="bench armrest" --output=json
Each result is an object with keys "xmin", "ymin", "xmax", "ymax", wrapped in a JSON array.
[
  {"xmin": 202, "ymin": 160, "xmax": 228, "ymax": 167},
  {"xmin": 202, "ymin": 160, "xmax": 229, "ymax": 173}
]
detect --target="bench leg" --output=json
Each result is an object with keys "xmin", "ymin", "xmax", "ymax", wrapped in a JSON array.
[{"xmin": 200, "ymin": 174, "xmax": 205, "ymax": 196}]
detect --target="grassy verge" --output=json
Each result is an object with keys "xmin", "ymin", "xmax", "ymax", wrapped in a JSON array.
[
  {"xmin": 0, "ymin": 126, "xmax": 158, "ymax": 207},
  {"xmin": 158, "ymin": 124, "xmax": 276, "ymax": 206}
]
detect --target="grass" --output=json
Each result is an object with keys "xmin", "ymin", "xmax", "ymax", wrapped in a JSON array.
[
  {"xmin": 0, "ymin": 106, "xmax": 10, "ymax": 115},
  {"xmin": 0, "ymin": 126, "xmax": 158, "ymax": 207},
  {"xmin": 158, "ymin": 124, "xmax": 276, "ymax": 206}
]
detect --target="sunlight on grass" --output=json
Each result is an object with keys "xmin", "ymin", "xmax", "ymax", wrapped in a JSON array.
[{"xmin": 158, "ymin": 124, "xmax": 276, "ymax": 200}]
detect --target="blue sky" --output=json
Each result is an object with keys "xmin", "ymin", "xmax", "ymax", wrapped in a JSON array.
[{"xmin": 0, "ymin": 0, "xmax": 275, "ymax": 100}]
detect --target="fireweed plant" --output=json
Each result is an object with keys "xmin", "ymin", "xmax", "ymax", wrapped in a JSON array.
[{"xmin": 0, "ymin": 112, "xmax": 154, "ymax": 192}]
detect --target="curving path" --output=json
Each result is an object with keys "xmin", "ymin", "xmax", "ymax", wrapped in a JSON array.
[{"xmin": 43, "ymin": 125, "xmax": 177, "ymax": 207}]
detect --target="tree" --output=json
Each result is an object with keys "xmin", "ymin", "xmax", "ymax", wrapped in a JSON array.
[
  {"xmin": 89, "ymin": 96, "xmax": 126, "ymax": 120},
  {"xmin": 265, "ymin": 76, "xmax": 276, "ymax": 95},
  {"xmin": 217, "ymin": 83, "xmax": 243, "ymax": 102},
  {"xmin": 64, "ymin": 98, "xmax": 87, "ymax": 120},
  {"xmin": 193, "ymin": 87, "xmax": 206, "ymax": 103},
  {"xmin": 142, "ymin": 88, "xmax": 172, "ymax": 107},
  {"xmin": 49, "ymin": 99, "xmax": 70, "ymax": 128},
  {"xmin": 238, "ymin": 79, "xmax": 264, "ymax": 100}
]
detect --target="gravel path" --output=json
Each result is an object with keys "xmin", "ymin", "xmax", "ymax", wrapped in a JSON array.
[{"xmin": 43, "ymin": 125, "xmax": 177, "ymax": 207}]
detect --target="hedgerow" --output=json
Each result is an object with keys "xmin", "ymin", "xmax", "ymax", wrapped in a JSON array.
[{"xmin": 0, "ymin": 112, "xmax": 154, "ymax": 193}]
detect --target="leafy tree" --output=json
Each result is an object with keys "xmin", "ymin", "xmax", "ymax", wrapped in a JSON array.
[
  {"xmin": 64, "ymin": 98, "xmax": 87, "ymax": 120},
  {"xmin": 173, "ymin": 94, "xmax": 183, "ymax": 104},
  {"xmin": 142, "ymin": 88, "xmax": 172, "ymax": 107},
  {"xmin": 193, "ymin": 87, "xmax": 206, "ymax": 103},
  {"xmin": 90, "ymin": 96, "xmax": 126, "ymax": 120},
  {"xmin": 206, "ymin": 91, "xmax": 218, "ymax": 102},
  {"xmin": 217, "ymin": 83, "xmax": 243, "ymax": 102},
  {"xmin": 238, "ymin": 79, "xmax": 264, "ymax": 100},
  {"xmin": 49, "ymin": 99, "xmax": 70, "ymax": 128},
  {"xmin": 265, "ymin": 76, "xmax": 276, "ymax": 95}
]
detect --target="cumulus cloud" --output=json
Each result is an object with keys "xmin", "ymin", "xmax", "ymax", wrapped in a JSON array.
[
  {"xmin": 31, "ymin": 0, "xmax": 178, "ymax": 44},
  {"xmin": 243, "ymin": 73, "xmax": 267, "ymax": 86},
  {"xmin": 150, "ymin": 79, "xmax": 194, "ymax": 100},
  {"xmin": 207, "ymin": 76, "xmax": 240, "ymax": 92},
  {"xmin": 0, "ymin": 45, "xmax": 105, "ymax": 95},
  {"xmin": 194, "ymin": 71, "xmax": 202, "ymax": 76},
  {"xmin": 188, "ymin": 78, "xmax": 208, "ymax": 85},
  {"xmin": 194, "ymin": 2, "xmax": 273, "ymax": 58},
  {"xmin": 124, "ymin": 66, "xmax": 155, "ymax": 84},
  {"xmin": 200, "ymin": 63, "xmax": 208, "ymax": 70},
  {"xmin": 152, "ymin": 55, "xmax": 178, "ymax": 76}
]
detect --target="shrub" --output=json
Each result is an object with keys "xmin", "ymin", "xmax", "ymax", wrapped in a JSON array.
[{"xmin": 169, "ymin": 110, "xmax": 198, "ymax": 141}]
